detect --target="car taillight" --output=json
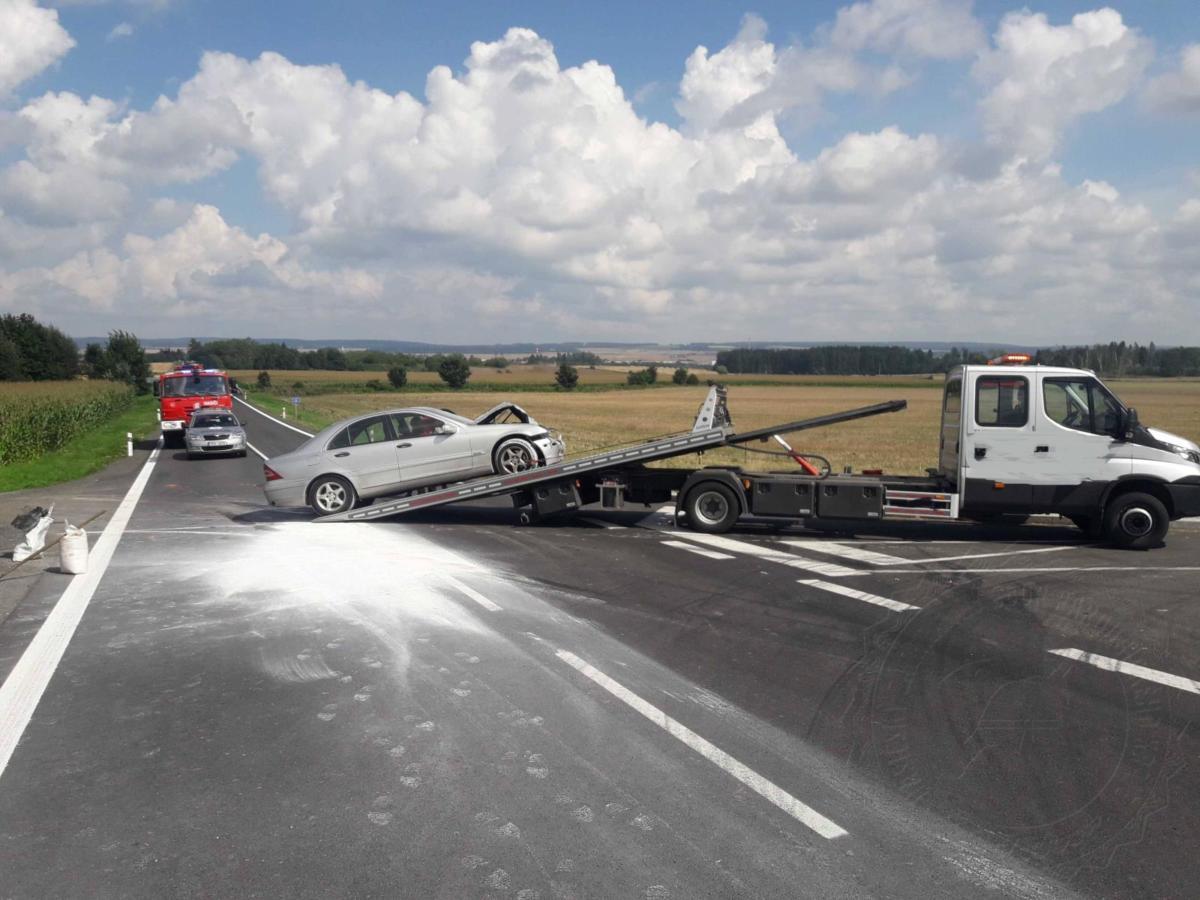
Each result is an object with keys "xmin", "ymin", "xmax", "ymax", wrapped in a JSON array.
[{"xmin": 264, "ymin": 465, "xmax": 283, "ymax": 481}]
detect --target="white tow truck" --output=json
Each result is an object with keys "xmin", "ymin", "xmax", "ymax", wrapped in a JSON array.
[{"xmin": 316, "ymin": 356, "xmax": 1200, "ymax": 549}]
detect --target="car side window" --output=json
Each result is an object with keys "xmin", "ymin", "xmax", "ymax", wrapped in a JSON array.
[
  {"xmin": 975, "ymin": 376, "xmax": 1028, "ymax": 427},
  {"xmin": 347, "ymin": 415, "xmax": 391, "ymax": 446},
  {"xmin": 327, "ymin": 428, "xmax": 351, "ymax": 450},
  {"xmin": 390, "ymin": 413, "xmax": 442, "ymax": 438}
]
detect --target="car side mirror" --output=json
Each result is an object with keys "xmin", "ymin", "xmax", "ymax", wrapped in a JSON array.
[{"xmin": 434, "ymin": 424, "xmax": 457, "ymax": 435}]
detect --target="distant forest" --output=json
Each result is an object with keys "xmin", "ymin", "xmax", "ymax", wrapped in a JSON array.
[{"xmin": 717, "ymin": 343, "xmax": 1200, "ymax": 377}]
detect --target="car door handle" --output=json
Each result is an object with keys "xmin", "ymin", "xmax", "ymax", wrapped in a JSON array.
[
  {"xmin": 396, "ymin": 443, "xmax": 412, "ymax": 449},
  {"xmin": 974, "ymin": 447, "xmax": 987, "ymax": 460},
  {"xmin": 334, "ymin": 451, "xmax": 350, "ymax": 458},
  {"xmin": 1035, "ymin": 445, "xmax": 1049, "ymax": 453}
]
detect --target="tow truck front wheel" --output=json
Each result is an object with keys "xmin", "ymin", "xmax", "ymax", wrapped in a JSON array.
[
  {"xmin": 1104, "ymin": 492, "xmax": 1168, "ymax": 549},
  {"xmin": 683, "ymin": 483, "xmax": 740, "ymax": 534},
  {"xmin": 309, "ymin": 475, "xmax": 357, "ymax": 516}
]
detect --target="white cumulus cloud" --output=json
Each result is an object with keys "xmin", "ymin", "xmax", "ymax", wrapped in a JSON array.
[
  {"xmin": 975, "ymin": 8, "xmax": 1153, "ymax": 159},
  {"xmin": 0, "ymin": 0, "xmax": 75, "ymax": 98},
  {"xmin": 1144, "ymin": 43, "xmax": 1200, "ymax": 114}
]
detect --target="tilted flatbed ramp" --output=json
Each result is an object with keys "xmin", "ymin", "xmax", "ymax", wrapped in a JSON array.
[{"xmin": 316, "ymin": 391, "xmax": 906, "ymax": 523}]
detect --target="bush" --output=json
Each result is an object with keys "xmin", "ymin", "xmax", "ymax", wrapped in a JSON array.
[
  {"xmin": 290, "ymin": 381, "xmax": 305, "ymax": 395},
  {"xmin": 714, "ymin": 364, "xmax": 729, "ymax": 375},
  {"xmin": 686, "ymin": 373, "xmax": 700, "ymax": 385},
  {"xmin": 365, "ymin": 379, "xmax": 388, "ymax": 391},
  {"xmin": 672, "ymin": 367, "xmax": 689, "ymax": 385},
  {"xmin": 438, "ymin": 354, "xmax": 472, "ymax": 389},
  {"xmin": 483, "ymin": 356, "xmax": 509, "ymax": 369},
  {"xmin": 626, "ymin": 365, "xmax": 658, "ymax": 386},
  {"xmin": 387, "ymin": 366, "xmax": 407, "ymax": 388},
  {"xmin": 554, "ymin": 363, "xmax": 579, "ymax": 390},
  {"xmin": 257, "ymin": 371, "xmax": 272, "ymax": 389},
  {"xmin": 0, "ymin": 381, "xmax": 133, "ymax": 464}
]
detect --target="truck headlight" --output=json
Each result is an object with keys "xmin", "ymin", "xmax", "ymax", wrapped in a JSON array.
[{"xmin": 1165, "ymin": 443, "xmax": 1200, "ymax": 464}]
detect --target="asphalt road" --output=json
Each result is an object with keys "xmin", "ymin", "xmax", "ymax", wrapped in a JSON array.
[{"xmin": 1, "ymin": 397, "xmax": 1198, "ymax": 899}]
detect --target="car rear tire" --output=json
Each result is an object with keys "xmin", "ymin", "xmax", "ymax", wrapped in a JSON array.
[
  {"xmin": 1104, "ymin": 492, "xmax": 1168, "ymax": 549},
  {"xmin": 683, "ymin": 483, "xmax": 740, "ymax": 534},
  {"xmin": 308, "ymin": 475, "xmax": 357, "ymax": 516},
  {"xmin": 493, "ymin": 437, "xmax": 539, "ymax": 475}
]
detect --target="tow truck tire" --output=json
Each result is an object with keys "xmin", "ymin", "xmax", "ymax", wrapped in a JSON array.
[
  {"xmin": 493, "ymin": 437, "xmax": 539, "ymax": 475},
  {"xmin": 1104, "ymin": 492, "xmax": 1168, "ymax": 549},
  {"xmin": 683, "ymin": 483, "xmax": 740, "ymax": 534},
  {"xmin": 308, "ymin": 475, "xmax": 357, "ymax": 516}
]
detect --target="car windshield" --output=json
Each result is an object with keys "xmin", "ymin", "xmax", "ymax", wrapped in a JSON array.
[
  {"xmin": 162, "ymin": 375, "xmax": 228, "ymax": 397},
  {"xmin": 193, "ymin": 414, "xmax": 238, "ymax": 428}
]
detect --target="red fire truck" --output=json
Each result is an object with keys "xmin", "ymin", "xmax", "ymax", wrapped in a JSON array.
[{"xmin": 154, "ymin": 363, "xmax": 233, "ymax": 445}]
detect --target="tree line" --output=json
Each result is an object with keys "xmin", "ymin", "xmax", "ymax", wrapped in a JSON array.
[{"xmin": 717, "ymin": 343, "xmax": 1200, "ymax": 377}]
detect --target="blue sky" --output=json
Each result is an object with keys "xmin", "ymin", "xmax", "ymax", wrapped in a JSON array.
[{"xmin": 3, "ymin": 1, "xmax": 1200, "ymax": 342}]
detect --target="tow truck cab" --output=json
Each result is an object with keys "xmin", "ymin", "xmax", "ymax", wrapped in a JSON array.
[{"xmin": 940, "ymin": 357, "xmax": 1200, "ymax": 542}]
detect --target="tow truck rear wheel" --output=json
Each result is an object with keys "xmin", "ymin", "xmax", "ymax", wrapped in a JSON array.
[
  {"xmin": 308, "ymin": 475, "xmax": 357, "ymax": 516},
  {"xmin": 683, "ymin": 483, "xmax": 739, "ymax": 534},
  {"xmin": 1104, "ymin": 492, "xmax": 1168, "ymax": 549}
]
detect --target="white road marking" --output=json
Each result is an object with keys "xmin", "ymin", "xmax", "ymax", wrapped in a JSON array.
[
  {"xmin": 780, "ymin": 540, "xmax": 906, "ymax": 565},
  {"xmin": 0, "ymin": 439, "xmax": 163, "ymax": 782},
  {"xmin": 661, "ymin": 539, "xmax": 735, "ymax": 560},
  {"xmin": 874, "ymin": 545, "xmax": 1076, "ymax": 566},
  {"xmin": 233, "ymin": 395, "xmax": 315, "ymax": 438},
  {"xmin": 1049, "ymin": 648, "xmax": 1200, "ymax": 696},
  {"xmin": 442, "ymin": 573, "xmax": 502, "ymax": 612},
  {"xmin": 246, "ymin": 440, "xmax": 268, "ymax": 460},
  {"xmin": 124, "ymin": 530, "xmax": 251, "ymax": 537},
  {"xmin": 848, "ymin": 566, "xmax": 1200, "ymax": 575},
  {"xmin": 554, "ymin": 649, "xmax": 847, "ymax": 839},
  {"xmin": 797, "ymin": 579, "xmax": 920, "ymax": 612},
  {"xmin": 665, "ymin": 532, "xmax": 859, "ymax": 577}
]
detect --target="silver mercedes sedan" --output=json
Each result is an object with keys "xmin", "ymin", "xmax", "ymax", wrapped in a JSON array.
[{"xmin": 262, "ymin": 402, "xmax": 566, "ymax": 515}]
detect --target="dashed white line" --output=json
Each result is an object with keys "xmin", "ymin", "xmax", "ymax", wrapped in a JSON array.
[
  {"xmin": 554, "ymin": 648, "xmax": 847, "ymax": 839},
  {"xmin": 442, "ymin": 573, "xmax": 502, "ymax": 612},
  {"xmin": 661, "ymin": 539, "xmax": 735, "ymax": 560},
  {"xmin": 233, "ymin": 395, "xmax": 315, "ymax": 438},
  {"xmin": 0, "ymin": 439, "xmax": 163, "ymax": 782},
  {"xmin": 779, "ymin": 540, "xmax": 906, "ymax": 565},
  {"xmin": 849, "ymin": 566, "xmax": 1200, "ymax": 575},
  {"xmin": 797, "ymin": 579, "xmax": 920, "ymax": 612},
  {"xmin": 1050, "ymin": 648, "xmax": 1200, "ymax": 695},
  {"xmin": 666, "ymin": 532, "xmax": 859, "ymax": 577}
]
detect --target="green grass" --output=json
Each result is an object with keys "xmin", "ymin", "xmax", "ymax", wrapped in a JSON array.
[{"xmin": 0, "ymin": 395, "xmax": 159, "ymax": 493}]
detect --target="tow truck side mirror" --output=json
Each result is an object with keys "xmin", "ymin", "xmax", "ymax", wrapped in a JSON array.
[{"xmin": 1122, "ymin": 407, "xmax": 1139, "ymax": 439}]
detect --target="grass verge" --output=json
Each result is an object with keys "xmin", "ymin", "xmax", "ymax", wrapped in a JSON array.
[{"xmin": 0, "ymin": 395, "xmax": 159, "ymax": 493}]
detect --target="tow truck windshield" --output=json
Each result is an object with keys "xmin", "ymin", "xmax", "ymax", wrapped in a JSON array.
[{"xmin": 161, "ymin": 375, "xmax": 228, "ymax": 397}]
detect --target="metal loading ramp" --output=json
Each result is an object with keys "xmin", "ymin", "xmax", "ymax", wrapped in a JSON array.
[{"xmin": 316, "ymin": 388, "xmax": 906, "ymax": 523}]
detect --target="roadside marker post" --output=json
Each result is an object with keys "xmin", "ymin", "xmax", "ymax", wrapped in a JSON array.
[{"xmin": 126, "ymin": 433, "xmax": 132, "ymax": 457}]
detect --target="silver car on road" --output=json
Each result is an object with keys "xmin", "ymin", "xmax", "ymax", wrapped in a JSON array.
[
  {"xmin": 185, "ymin": 410, "xmax": 248, "ymax": 458},
  {"xmin": 262, "ymin": 402, "xmax": 566, "ymax": 515}
]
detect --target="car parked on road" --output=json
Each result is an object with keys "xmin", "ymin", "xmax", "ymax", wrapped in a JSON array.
[
  {"xmin": 262, "ymin": 402, "xmax": 567, "ymax": 515},
  {"xmin": 186, "ymin": 410, "xmax": 248, "ymax": 459}
]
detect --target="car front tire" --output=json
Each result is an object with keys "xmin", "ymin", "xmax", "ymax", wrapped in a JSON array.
[
  {"xmin": 308, "ymin": 475, "xmax": 357, "ymax": 516},
  {"xmin": 492, "ymin": 437, "xmax": 539, "ymax": 475}
]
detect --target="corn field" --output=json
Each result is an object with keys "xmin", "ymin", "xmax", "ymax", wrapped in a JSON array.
[{"xmin": 0, "ymin": 381, "xmax": 134, "ymax": 465}]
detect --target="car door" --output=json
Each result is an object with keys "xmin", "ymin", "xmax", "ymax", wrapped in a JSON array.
[
  {"xmin": 323, "ymin": 414, "xmax": 399, "ymax": 495},
  {"xmin": 1032, "ymin": 374, "xmax": 1131, "ymax": 508},
  {"xmin": 962, "ymin": 371, "xmax": 1037, "ymax": 510},
  {"xmin": 389, "ymin": 412, "xmax": 477, "ymax": 488}
]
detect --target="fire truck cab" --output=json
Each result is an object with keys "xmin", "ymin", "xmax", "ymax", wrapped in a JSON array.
[{"xmin": 155, "ymin": 363, "xmax": 233, "ymax": 445}]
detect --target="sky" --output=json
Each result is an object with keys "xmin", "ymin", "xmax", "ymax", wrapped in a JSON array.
[{"xmin": 0, "ymin": 1, "xmax": 1198, "ymax": 345}]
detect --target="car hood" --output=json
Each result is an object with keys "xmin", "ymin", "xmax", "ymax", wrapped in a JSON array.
[
  {"xmin": 1147, "ymin": 427, "xmax": 1199, "ymax": 453},
  {"xmin": 474, "ymin": 402, "xmax": 537, "ymax": 426}
]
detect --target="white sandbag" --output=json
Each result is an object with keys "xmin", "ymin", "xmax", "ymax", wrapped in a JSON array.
[
  {"xmin": 60, "ymin": 525, "xmax": 89, "ymax": 575},
  {"xmin": 12, "ymin": 514, "xmax": 53, "ymax": 562}
]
